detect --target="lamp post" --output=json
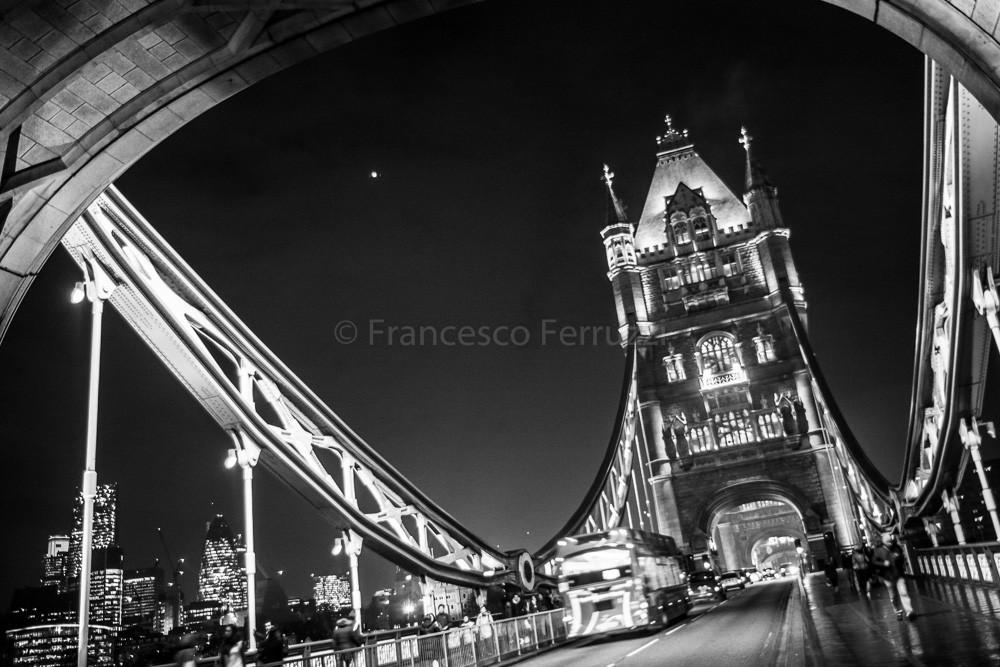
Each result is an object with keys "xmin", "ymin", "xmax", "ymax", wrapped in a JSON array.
[
  {"xmin": 71, "ymin": 252, "xmax": 117, "ymax": 667},
  {"xmin": 225, "ymin": 431, "xmax": 260, "ymax": 652}
]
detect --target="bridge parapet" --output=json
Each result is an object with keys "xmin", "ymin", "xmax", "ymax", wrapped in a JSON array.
[{"xmin": 913, "ymin": 542, "xmax": 1000, "ymax": 589}]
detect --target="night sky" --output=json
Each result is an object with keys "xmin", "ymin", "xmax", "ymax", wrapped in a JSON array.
[{"xmin": 0, "ymin": 0, "xmax": 944, "ymax": 607}]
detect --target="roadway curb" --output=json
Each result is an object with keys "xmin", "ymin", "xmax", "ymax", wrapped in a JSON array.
[{"xmin": 787, "ymin": 577, "xmax": 826, "ymax": 667}]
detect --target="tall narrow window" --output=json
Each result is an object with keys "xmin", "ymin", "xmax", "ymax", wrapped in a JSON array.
[
  {"xmin": 753, "ymin": 324, "xmax": 776, "ymax": 363},
  {"xmin": 757, "ymin": 411, "xmax": 783, "ymax": 439},
  {"xmin": 692, "ymin": 216, "xmax": 711, "ymax": 242},
  {"xmin": 721, "ymin": 251, "xmax": 739, "ymax": 277},
  {"xmin": 688, "ymin": 424, "xmax": 712, "ymax": 453},
  {"xmin": 699, "ymin": 334, "xmax": 739, "ymax": 375},
  {"xmin": 662, "ymin": 347, "xmax": 685, "ymax": 383},
  {"xmin": 673, "ymin": 221, "xmax": 691, "ymax": 245},
  {"xmin": 661, "ymin": 266, "xmax": 681, "ymax": 290}
]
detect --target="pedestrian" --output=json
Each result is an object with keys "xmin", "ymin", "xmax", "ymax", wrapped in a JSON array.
[
  {"xmin": 824, "ymin": 556, "xmax": 839, "ymax": 593},
  {"xmin": 332, "ymin": 610, "xmax": 364, "ymax": 667},
  {"xmin": 435, "ymin": 604, "xmax": 451, "ymax": 632},
  {"xmin": 852, "ymin": 546, "xmax": 871, "ymax": 596},
  {"xmin": 872, "ymin": 535, "xmax": 915, "ymax": 620},
  {"xmin": 257, "ymin": 620, "xmax": 286, "ymax": 664},
  {"xmin": 219, "ymin": 617, "xmax": 244, "ymax": 667}
]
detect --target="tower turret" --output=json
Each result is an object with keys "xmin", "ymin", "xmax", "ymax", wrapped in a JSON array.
[
  {"xmin": 740, "ymin": 127, "xmax": 784, "ymax": 230},
  {"xmin": 600, "ymin": 164, "xmax": 649, "ymax": 342}
]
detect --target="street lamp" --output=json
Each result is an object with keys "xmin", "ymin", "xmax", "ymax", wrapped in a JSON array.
[
  {"xmin": 71, "ymin": 251, "xmax": 117, "ymax": 667},
  {"xmin": 226, "ymin": 431, "xmax": 261, "ymax": 651}
]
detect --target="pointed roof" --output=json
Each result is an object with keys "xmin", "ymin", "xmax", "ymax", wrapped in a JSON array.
[
  {"xmin": 635, "ymin": 118, "xmax": 751, "ymax": 251},
  {"xmin": 740, "ymin": 126, "xmax": 772, "ymax": 191},
  {"xmin": 205, "ymin": 514, "xmax": 235, "ymax": 543}
]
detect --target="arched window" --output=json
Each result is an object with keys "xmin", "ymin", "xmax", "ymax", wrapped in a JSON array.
[
  {"xmin": 699, "ymin": 334, "xmax": 740, "ymax": 375},
  {"xmin": 692, "ymin": 216, "xmax": 711, "ymax": 242},
  {"xmin": 672, "ymin": 221, "xmax": 691, "ymax": 245}
]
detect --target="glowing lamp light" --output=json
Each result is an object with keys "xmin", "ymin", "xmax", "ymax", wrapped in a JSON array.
[
  {"xmin": 331, "ymin": 540, "xmax": 344, "ymax": 556},
  {"xmin": 224, "ymin": 449, "xmax": 238, "ymax": 469},
  {"xmin": 70, "ymin": 282, "xmax": 86, "ymax": 304}
]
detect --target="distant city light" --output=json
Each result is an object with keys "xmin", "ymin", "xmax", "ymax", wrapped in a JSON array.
[{"xmin": 370, "ymin": 171, "xmax": 380, "ymax": 178}]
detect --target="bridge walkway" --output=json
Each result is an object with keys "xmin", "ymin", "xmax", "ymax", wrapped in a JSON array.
[{"xmin": 800, "ymin": 571, "xmax": 1000, "ymax": 665}]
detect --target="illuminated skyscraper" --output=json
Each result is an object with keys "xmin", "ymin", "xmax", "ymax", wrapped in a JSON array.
[
  {"xmin": 68, "ymin": 483, "xmax": 118, "ymax": 579},
  {"xmin": 89, "ymin": 546, "xmax": 124, "ymax": 628},
  {"xmin": 41, "ymin": 536, "xmax": 70, "ymax": 590},
  {"xmin": 197, "ymin": 515, "xmax": 246, "ymax": 613},
  {"xmin": 312, "ymin": 574, "xmax": 351, "ymax": 608},
  {"xmin": 123, "ymin": 567, "xmax": 165, "ymax": 630}
]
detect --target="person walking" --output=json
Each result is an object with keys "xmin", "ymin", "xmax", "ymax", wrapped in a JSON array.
[
  {"xmin": 332, "ymin": 610, "xmax": 364, "ymax": 667},
  {"xmin": 219, "ymin": 617, "xmax": 244, "ymax": 667},
  {"xmin": 872, "ymin": 535, "xmax": 915, "ymax": 620},
  {"xmin": 852, "ymin": 546, "xmax": 871, "ymax": 596},
  {"xmin": 824, "ymin": 555, "xmax": 840, "ymax": 593}
]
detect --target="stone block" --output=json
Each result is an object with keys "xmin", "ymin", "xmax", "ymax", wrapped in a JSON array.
[
  {"xmin": 73, "ymin": 101, "xmax": 103, "ymax": 125},
  {"xmin": 10, "ymin": 11, "xmax": 53, "ymax": 43},
  {"xmin": 66, "ymin": 78, "xmax": 117, "ymax": 114},
  {"xmin": 37, "ymin": 27, "xmax": 75, "ymax": 59},
  {"xmin": 0, "ymin": 48, "xmax": 39, "ymax": 85},
  {"xmin": 304, "ymin": 21, "xmax": 353, "ymax": 53},
  {"xmin": 21, "ymin": 141, "xmax": 59, "ymax": 165},
  {"xmin": 51, "ymin": 87, "xmax": 84, "ymax": 112},
  {"xmin": 0, "ymin": 24, "xmax": 21, "ymax": 49},
  {"xmin": 109, "ymin": 81, "xmax": 138, "ymax": 104},
  {"xmin": 28, "ymin": 50, "xmax": 56, "ymax": 73},
  {"xmin": 104, "ymin": 125, "xmax": 154, "ymax": 164},
  {"xmin": 136, "ymin": 29, "xmax": 161, "ymax": 50},
  {"xmin": 22, "ymin": 115, "xmax": 73, "ymax": 148},
  {"xmin": 122, "ymin": 65, "xmax": 153, "ymax": 90},
  {"xmin": 64, "ymin": 118, "xmax": 90, "ymax": 140},
  {"xmin": 117, "ymin": 39, "xmax": 172, "ymax": 79},
  {"xmin": 81, "ymin": 60, "xmax": 112, "ymax": 83},
  {"xmin": 10, "ymin": 37, "xmax": 42, "ymax": 61},
  {"xmin": 161, "ymin": 52, "xmax": 186, "ymax": 72},
  {"xmin": 65, "ymin": 0, "xmax": 99, "ymax": 23},
  {"xmin": 147, "ymin": 40, "xmax": 174, "ymax": 61},
  {"xmin": 386, "ymin": 0, "xmax": 437, "ymax": 26},
  {"xmin": 35, "ymin": 100, "xmax": 60, "ymax": 120},
  {"xmin": 102, "ymin": 49, "xmax": 136, "ymax": 75},
  {"xmin": 155, "ymin": 21, "xmax": 186, "ymax": 45},
  {"xmin": 972, "ymin": 1, "xmax": 1000, "ymax": 34},
  {"xmin": 95, "ymin": 70, "xmax": 126, "ymax": 94},
  {"xmin": 172, "ymin": 37, "xmax": 204, "ymax": 62},
  {"xmin": 49, "ymin": 108, "xmax": 76, "ymax": 131},
  {"xmin": 948, "ymin": 0, "xmax": 976, "ymax": 18}
]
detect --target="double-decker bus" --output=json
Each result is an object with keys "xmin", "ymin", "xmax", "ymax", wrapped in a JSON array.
[{"xmin": 556, "ymin": 528, "xmax": 691, "ymax": 638}]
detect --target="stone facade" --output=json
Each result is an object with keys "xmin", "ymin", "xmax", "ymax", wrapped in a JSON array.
[{"xmin": 601, "ymin": 120, "xmax": 855, "ymax": 568}]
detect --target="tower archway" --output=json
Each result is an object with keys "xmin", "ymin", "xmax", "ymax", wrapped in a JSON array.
[{"xmin": 691, "ymin": 480, "xmax": 822, "ymax": 571}]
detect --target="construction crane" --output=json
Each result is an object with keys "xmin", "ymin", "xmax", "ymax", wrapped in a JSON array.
[{"xmin": 157, "ymin": 527, "xmax": 185, "ymax": 630}]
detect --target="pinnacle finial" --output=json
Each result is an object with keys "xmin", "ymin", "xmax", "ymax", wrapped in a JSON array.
[
  {"xmin": 603, "ymin": 163, "xmax": 615, "ymax": 188},
  {"xmin": 739, "ymin": 126, "xmax": 753, "ymax": 152},
  {"xmin": 656, "ymin": 114, "xmax": 690, "ymax": 149}
]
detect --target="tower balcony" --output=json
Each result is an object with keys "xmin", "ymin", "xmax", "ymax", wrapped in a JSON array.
[{"xmin": 699, "ymin": 367, "xmax": 747, "ymax": 390}]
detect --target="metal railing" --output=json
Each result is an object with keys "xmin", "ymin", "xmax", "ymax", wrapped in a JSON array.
[
  {"xmin": 913, "ymin": 542, "xmax": 1000, "ymax": 589},
  {"xmin": 169, "ymin": 609, "xmax": 568, "ymax": 667}
]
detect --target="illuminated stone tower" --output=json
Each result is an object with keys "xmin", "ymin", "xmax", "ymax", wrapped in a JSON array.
[{"xmin": 601, "ymin": 117, "xmax": 855, "ymax": 570}]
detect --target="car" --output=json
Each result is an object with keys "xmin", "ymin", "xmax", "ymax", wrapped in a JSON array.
[
  {"xmin": 687, "ymin": 571, "xmax": 727, "ymax": 602},
  {"xmin": 745, "ymin": 569, "xmax": 762, "ymax": 583},
  {"xmin": 778, "ymin": 562, "xmax": 797, "ymax": 577},
  {"xmin": 718, "ymin": 571, "xmax": 746, "ymax": 591}
]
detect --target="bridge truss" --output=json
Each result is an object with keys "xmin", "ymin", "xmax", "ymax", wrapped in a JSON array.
[{"xmin": 61, "ymin": 185, "xmax": 651, "ymax": 592}]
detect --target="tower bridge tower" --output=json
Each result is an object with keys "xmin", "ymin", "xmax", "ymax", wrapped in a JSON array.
[{"xmin": 601, "ymin": 117, "xmax": 856, "ymax": 569}]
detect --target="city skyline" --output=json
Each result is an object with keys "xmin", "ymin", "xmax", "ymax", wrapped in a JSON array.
[{"xmin": 3, "ymin": 0, "xmax": 991, "ymax": 609}]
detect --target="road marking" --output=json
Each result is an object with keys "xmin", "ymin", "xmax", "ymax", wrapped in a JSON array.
[
  {"xmin": 626, "ymin": 638, "xmax": 658, "ymax": 658},
  {"xmin": 664, "ymin": 624, "xmax": 683, "ymax": 635}
]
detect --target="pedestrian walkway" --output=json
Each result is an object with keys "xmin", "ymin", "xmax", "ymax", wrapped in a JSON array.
[{"xmin": 796, "ymin": 571, "xmax": 1000, "ymax": 665}]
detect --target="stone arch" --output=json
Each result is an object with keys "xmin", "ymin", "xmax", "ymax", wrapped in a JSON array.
[
  {"xmin": 744, "ymin": 525, "xmax": 809, "ymax": 569},
  {"xmin": 693, "ymin": 478, "xmax": 824, "ymax": 542},
  {"xmin": 0, "ymin": 0, "xmax": 997, "ymax": 346}
]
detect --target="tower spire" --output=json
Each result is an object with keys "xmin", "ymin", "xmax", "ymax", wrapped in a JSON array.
[
  {"xmin": 603, "ymin": 164, "xmax": 629, "ymax": 225},
  {"xmin": 740, "ymin": 126, "xmax": 783, "ymax": 230},
  {"xmin": 740, "ymin": 126, "xmax": 770, "ymax": 190}
]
